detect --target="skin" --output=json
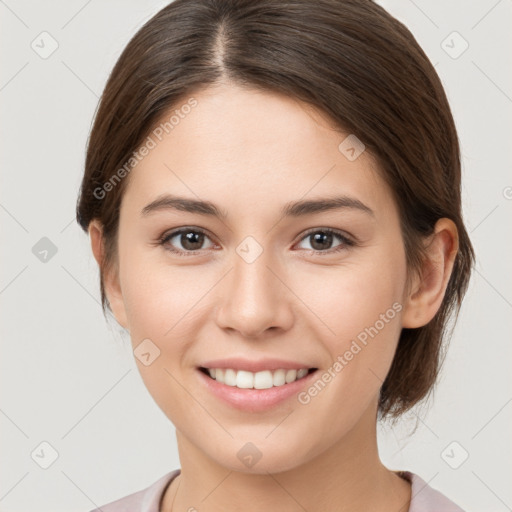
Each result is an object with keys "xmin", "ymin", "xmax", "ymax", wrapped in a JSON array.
[{"xmin": 89, "ymin": 83, "xmax": 458, "ymax": 512}]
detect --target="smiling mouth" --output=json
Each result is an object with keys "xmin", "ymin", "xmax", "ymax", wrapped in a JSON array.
[{"xmin": 199, "ymin": 366, "xmax": 317, "ymax": 390}]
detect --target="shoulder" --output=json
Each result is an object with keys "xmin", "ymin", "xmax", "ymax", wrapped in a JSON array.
[
  {"xmin": 404, "ymin": 471, "xmax": 465, "ymax": 512},
  {"xmin": 87, "ymin": 468, "xmax": 462, "ymax": 512},
  {"xmin": 88, "ymin": 469, "xmax": 181, "ymax": 512}
]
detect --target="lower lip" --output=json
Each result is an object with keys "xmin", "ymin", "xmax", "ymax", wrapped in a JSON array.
[{"xmin": 196, "ymin": 368, "xmax": 318, "ymax": 412}]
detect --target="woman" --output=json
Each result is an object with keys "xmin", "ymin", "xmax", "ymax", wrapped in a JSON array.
[{"xmin": 76, "ymin": 0, "xmax": 474, "ymax": 510}]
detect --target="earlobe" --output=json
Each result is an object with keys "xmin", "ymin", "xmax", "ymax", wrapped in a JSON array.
[
  {"xmin": 401, "ymin": 218, "xmax": 459, "ymax": 329},
  {"xmin": 88, "ymin": 220, "xmax": 129, "ymax": 330}
]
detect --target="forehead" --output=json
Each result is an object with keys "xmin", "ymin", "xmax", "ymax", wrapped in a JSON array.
[{"xmin": 122, "ymin": 84, "xmax": 395, "ymax": 220}]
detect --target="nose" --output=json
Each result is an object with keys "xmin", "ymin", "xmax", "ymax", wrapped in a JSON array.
[{"xmin": 215, "ymin": 247, "xmax": 294, "ymax": 338}]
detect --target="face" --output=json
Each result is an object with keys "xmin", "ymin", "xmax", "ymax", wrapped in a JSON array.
[{"xmin": 103, "ymin": 83, "xmax": 410, "ymax": 473}]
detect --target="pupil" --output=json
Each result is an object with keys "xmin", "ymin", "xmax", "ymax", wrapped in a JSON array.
[
  {"xmin": 182, "ymin": 232, "xmax": 203, "ymax": 250},
  {"xmin": 311, "ymin": 232, "xmax": 332, "ymax": 250}
]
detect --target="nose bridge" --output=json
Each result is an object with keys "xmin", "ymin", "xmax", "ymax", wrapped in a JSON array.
[{"xmin": 215, "ymin": 236, "xmax": 292, "ymax": 336}]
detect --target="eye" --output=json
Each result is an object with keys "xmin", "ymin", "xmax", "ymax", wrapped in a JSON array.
[
  {"xmin": 157, "ymin": 226, "xmax": 355, "ymax": 257},
  {"xmin": 295, "ymin": 228, "xmax": 355, "ymax": 254},
  {"xmin": 159, "ymin": 227, "xmax": 216, "ymax": 255}
]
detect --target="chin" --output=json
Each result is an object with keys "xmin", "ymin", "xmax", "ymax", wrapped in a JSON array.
[{"xmin": 204, "ymin": 436, "xmax": 317, "ymax": 475}]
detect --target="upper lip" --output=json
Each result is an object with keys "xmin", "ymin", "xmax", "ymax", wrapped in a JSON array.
[{"xmin": 199, "ymin": 357, "xmax": 317, "ymax": 373}]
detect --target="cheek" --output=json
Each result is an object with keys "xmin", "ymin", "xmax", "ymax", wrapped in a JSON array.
[
  {"xmin": 294, "ymin": 246, "xmax": 406, "ymax": 394},
  {"xmin": 294, "ymin": 248, "xmax": 405, "ymax": 342},
  {"xmin": 290, "ymin": 283, "xmax": 403, "ymax": 443},
  {"xmin": 117, "ymin": 250, "xmax": 210, "ymax": 416},
  {"xmin": 120, "ymin": 248, "xmax": 213, "ymax": 341}
]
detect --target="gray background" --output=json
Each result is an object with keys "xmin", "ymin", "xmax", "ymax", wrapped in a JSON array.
[{"xmin": 0, "ymin": 0, "xmax": 511, "ymax": 510}]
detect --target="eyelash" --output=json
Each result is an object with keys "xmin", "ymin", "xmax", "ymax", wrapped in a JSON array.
[{"xmin": 156, "ymin": 227, "xmax": 356, "ymax": 257}]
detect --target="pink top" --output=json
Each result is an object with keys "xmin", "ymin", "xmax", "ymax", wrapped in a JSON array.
[{"xmin": 89, "ymin": 469, "xmax": 464, "ymax": 512}]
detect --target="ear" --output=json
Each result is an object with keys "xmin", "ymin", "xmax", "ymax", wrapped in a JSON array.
[
  {"xmin": 88, "ymin": 220, "xmax": 129, "ymax": 330},
  {"xmin": 401, "ymin": 218, "xmax": 459, "ymax": 328}
]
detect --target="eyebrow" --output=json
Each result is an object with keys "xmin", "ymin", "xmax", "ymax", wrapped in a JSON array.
[{"xmin": 140, "ymin": 194, "xmax": 375, "ymax": 219}]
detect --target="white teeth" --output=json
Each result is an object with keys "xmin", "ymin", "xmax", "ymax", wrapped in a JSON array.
[
  {"xmin": 297, "ymin": 368, "xmax": 308, "ymax": 379},
  {"xmin": 285, "ymin": 369, "xmax": 297, "ymax": 383},
  {"xmin": 254, "ymin": 370, "xmax": 273, "ymax": 389},
  {"xmin": 205, "ymin": 367, "xmax": 312, "ymax": 389},
  {"xmin": 236, "ymin": 370, "xmax": 254, "ymax": 389},
  {"xmin": 224, "ymin": 369, "xmax": 237, "ymax": 386},
  {"xmin": 273, "ymin": 369, "xmax": 286, "ymax": 386}
]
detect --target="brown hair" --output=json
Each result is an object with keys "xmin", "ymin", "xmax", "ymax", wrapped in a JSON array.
[{"xmin": 76, "ymin": 0, "xmax": 475, "ymax": 418}]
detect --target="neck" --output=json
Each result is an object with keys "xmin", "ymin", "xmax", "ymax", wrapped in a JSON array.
[{"xmin": 162, "ymin": 403, "xmax": 411, "ymax": 512}]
